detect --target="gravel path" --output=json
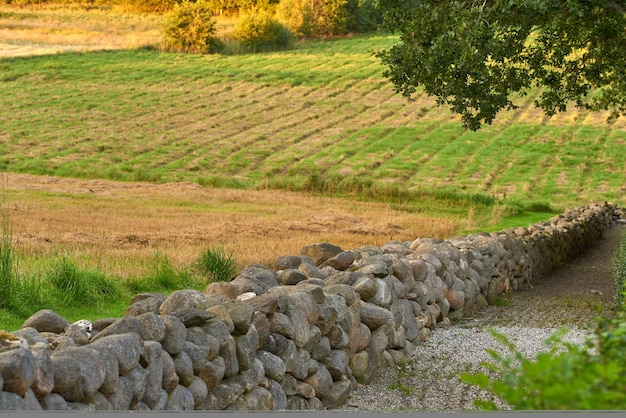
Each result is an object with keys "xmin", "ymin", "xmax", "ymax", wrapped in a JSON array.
[{"xmin": 334, "ymin": 224, "xmax": 625, "ymax": 412}]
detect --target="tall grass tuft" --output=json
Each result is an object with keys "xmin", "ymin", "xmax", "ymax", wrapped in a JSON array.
[
  {"xmin": 47, "ymin": 257, "xmax": 122, "ymax": 306},
  {"xmin": 0, "ymin": 212, "xmax": 16, "ymax": 310},
  {"xmin": 193, "ymin": 245, "xmax": 238, "ymax": 283},
  {"xmin": 129, "ymin": 249, "xmax": 204, "ymax": 293}
]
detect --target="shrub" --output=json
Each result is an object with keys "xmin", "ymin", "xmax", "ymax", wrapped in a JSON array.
[
  {"xmin": 0, "ymin": 212, "xmax": 16, "ymax": 310},
  {"xmin": 193, "ymin": 244, "xmax": 238, "ymax": 282},
  {"xmin": 129, "ymin": 249, "xmax": 204, "ymax": 292},
  {"xmin": 611, "ymin": 231, "xmax": 626, "ymax": 306},
  {"xmin": 233, "ymin": 9, "xmax": 294, "ymax": 52},
  {"xmin": 161, "ymin": 0, "xmax": 221, "ymax": 54}
]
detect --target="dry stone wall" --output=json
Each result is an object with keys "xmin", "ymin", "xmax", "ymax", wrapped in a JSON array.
[{"xmin": 0, "ymin": 202, "xmax": 624, "ymax": 411}]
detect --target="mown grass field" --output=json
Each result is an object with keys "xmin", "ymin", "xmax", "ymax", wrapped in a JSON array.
[{"xmin": 1, "ymin": 4, "xmax": 625, "ymax": 330}]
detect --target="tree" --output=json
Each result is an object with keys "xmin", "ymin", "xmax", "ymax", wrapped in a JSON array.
[{"xmin": 376, "ymin": 0, "xmax": 626, "ymax": 130}]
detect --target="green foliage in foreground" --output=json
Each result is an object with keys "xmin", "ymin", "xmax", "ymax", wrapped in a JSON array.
[
  {"xmin": 0, "ymin": 214, "xmax": 239, "ymax": 331},
  {"xmin": 612, "ymin": 231, "xmax": 626, "ymax": 306},
  {"xmin": 461, "ymin": 233, "xmax": 626, "ymax": 410},
  {"xmin": 234, "ymin": 9, "xmax": 294, "ymax": 53},
  {"xmin": 161, "ymin": 0, "xmax": 221, "ymax": 54}
]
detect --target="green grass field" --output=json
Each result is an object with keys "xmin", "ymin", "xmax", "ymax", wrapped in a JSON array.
[
  {"xmin": 1, "ymin": 19, "xmax": 626, "ymax": 331},
  {"xmin": 2, "ymin": 34, "xmax": 624, "ymax": 214}
]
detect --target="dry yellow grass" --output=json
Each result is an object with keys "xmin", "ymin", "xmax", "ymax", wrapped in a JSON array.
[{"xmin": 2, "ymin": 173, "xmax": 465, "ymax": 279}]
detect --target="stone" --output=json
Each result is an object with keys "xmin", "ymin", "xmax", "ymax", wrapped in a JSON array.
[
  {"xmin": 320, "ymin": 251, "xmax": 355, "ymax": 270},
  {"xmin": 228, "ymin": 386, "xmax": 274, "ymax": 411},
  {"xmin": 299, "ymin": 262, "xmax": 328, "ymax": 280},
  {"xmin": 159, "ymin": 289, "xmax": 206, "ymax": 315},
  {"xmin": 239, "ymin": 264, "xmax": 280, "ymax": 289},
  {"xmin": 92, "ymin": 317, "xmax": 140, "ymax": 340},
  {"xmin": 161, "ymin": 315, "xmax": 187, "ymax": 356},
  {"xmin": 88, "ymin": 341, "xmax": 119, "ymax": 396},
  {"xmin": 125, "ymin": 293, "xmax": 168, "ymax": 317},
  {"xmin": 85, "ymin": 390, "xmax": 113, "ymax": 410},
  {"xmin": 256, "ymin": 350, "xmax": 286, "ymax": 382},
  {"xmin": 370, "ymin": 277, "xmax": 393, "ymax": 308},
  {"xmin": 0, "ymin": 391, "xmax": 27, "ymax": 410},
  {"xmin": 245, "ymin": 292, "xmax": 286, "ymax": 314},
  {"xmin": 315, "ymin": 304, "xmax": 338, "ymax": 335},
  {"xmin": 211, "ymin": 377, "xmax": 245, "ymax": 410},
  {"xmin": 173, "ymin": 351, "xmax": 194, "ymax": 387},
  {"xmin": 446, "ymin": 289, "xmax": 465, "ymax": 310},
  {"xmin": 63, "ymin": 321, "xmax": 92, "ymax": 345},
  {"xmin": 360, "ymin": 301, "xmax": 395, "ymax": 330},
  {"xmin": 197, "ymin": 356, "xmax": 226, "ymax": 391},
  {"xmin": 186, "ymin": 327, "xmax": 220, "ymax": 361},
  {"xmin": 182, "ymin": 341, "xmax": 207, "ymax": 375},
  {"xmin": 288, "ymin": 291, "xmax": 321, "ymax": 325},
  {"xmin": 269, "ymin": 312, "xmax": 295, "ymax": 340},
  {"xmin": 91, "ymin": 333, "xmax": 142, "ymax": 375},
  {"xmin": 220, "ymin": 335, "xmax": 240, "ymax": 378},
  {"xmin": 304, "ymin": 363, "xmax": 333, "ymax": 399},
  {"xmin": 169, "ymin": 309, "xmax": 215, "ymax": 328},
  {"xmin": 136, "ymin": 312, "xmax": 166, "ymax": 342},
  {"xmin": 22, "ymin": 309, "xmax": 70, "ymax": 334},
  {"xmin": 223, "ymin": 300, "xmax": 255, "ymax": 335},
  {"xmin": 310, "ymin": 336, "xmax": 331, "ymax": 362},
  {"xmin": 108, "ymin": 376, "xmax": 133, "ymax": 410},
  {"xmin": 50, "ymin": 346, "xmax": 105, "ymax": 402},
  {"xmin": 30, "ymin": 345, "xmax": 54, "ymax": 400},
  {"xmin": 267, "ymin": 379, "xmax": 287, "ymax": 411},
  {"xmin": 322, "ymin": 380, "xmax": 352, "ymax": 408},
  {"xmin": 200, "ymin": 321, "xmax": 230, "ymax": 350},
  {"xmin": 165, "ymin": 385, "xmax": 194, "ymax": 411},
  {"xmin": 188, "ymin": 376, "xmax": 208, "ymax": 409},
  {"xmin": 326, "ymin": 325, "xmax": 349, "ymax": 349},
  {"xmin": 295, "ymin": 381, "xmax": 316, "ymax": 399},
  {"xmin": 235, "ymin": 326, "xmax": 259, "ymax": 371},
  {"xmin": 11, "ymin": 327, "xmax": 49, "ymax": 346},
  {"xmin": 0, "ymin": 348, "xmax": 36, "ymax": 396},
  {"xmin": 356, "ymin": 323, "xmax": 372, "ymax": 351},
  {"xmin": 349, "ymin": 349, "xmax": 369, "ymax": 384},
  {"xmin": 274, "ymin": 255, "xmax": 303, "ymax": 270},
  {"xmin": 161, "ymin": 351, "xmax": 180, "ymax": 393},
  {"xmin": 301, "ymin": 242, "xmax": 343, "ymax": 265},
  {"xmin": 352, "ymin": 275, "xmax": 378, "ymax": 301},
  {"xmin": 251, "ymin": 312, "xmax": 271, "ymax": 350},
  {"xmin": 324, "ymin": 349, "xmax": 349, "ymax": 381},
  {"xmin": 140, "ymin": 341, "xmax": 163, "ymax": 409},
  {"xmin": 277, "ymin": 268, "xmax": 308, "ymax": 285},
  {"xmin": 40, "ymin": 393, "xmax": 69, "ymax": 410},
  {"xmin": 261, "ymin": 333, "xmax": 297, "ymax": 373},
  {"xmin": 206, "ymin": 305, "xmax": 235, "ymax": 333}
]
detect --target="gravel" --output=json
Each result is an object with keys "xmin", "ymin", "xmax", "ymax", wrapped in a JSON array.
[{"xmin": 333, "ymin": 225, "xmax": 624, "ymax": 412}]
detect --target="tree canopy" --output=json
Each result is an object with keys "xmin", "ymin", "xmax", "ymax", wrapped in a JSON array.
[{"xmin": 376, "ymin": 0, "xmax": 626, "ymax": 130}]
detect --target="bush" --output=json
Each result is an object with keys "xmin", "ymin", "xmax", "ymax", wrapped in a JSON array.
[
  {"xmin": 161, "ymin": 0, "xmax": 221, "ymax": 54},
  {"xmin": 193, "ymin": 244, "xmax": 238, "ymax": 282},
  {"xmin": 611, "ymin": 231, "xmax": 626, "ymax": 306},
  {"xmin": 233, "ymin": 9, "xmax": 294, "ymax": 52}
]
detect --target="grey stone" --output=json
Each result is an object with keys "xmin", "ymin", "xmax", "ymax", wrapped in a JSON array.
[
  {"xmin": 22, "ymin": 309, "xmax": 70, "ymax": 334},
  {"xmin": 235, "ymin": 326, "xmax": 259, "ymax": 371},
  {"xmin": 161, "ymin": 351, "xmax": 179, "ymax": 393},
  {"xmin": 220, "ymin": 335, "xmax": 239, "ymax": 378},
  {"xmin": 315, "ymin": 304, "xmax": 338, "ymax": 335},
  {"xmin": 370, "ymin": 277, "xmax": 393, "ymax": 307},
  {"xmin": 91, "ymin": 332, "xmax": 142, "ymax": 375},
  {"xmin": 197, "ymin": 356, "xmax": 225, "ymax": 390},
  {"xmin": 320, "ymin": 251, "xmax": 355, "ymax": 270},
  {"xmin": 275, "ymin": 255, "xmax": 303, "ymax": 270},
  {"xmin": 277, "ymin": 269, "xmax": 308, "ymax": 285},
  {"xmin": 23, "ymin": 388, "xmax": 43, "ymax": 410},
  {"xmin": 88, "ymin": 341, "xmax": 119, "ymax": 396},
  {"xmin": 92, "ymin": 317, "xmax": 140, "ymax": 340},
  {"xmin": 136, "ymin": 312, "xmax": 166, "ymax": 342},
  {"xmin": 50, "ymin": 346, "xmax": 105, "ymax": 402},
  {"xmin": 310, "ymin": 336, "xmax": 331, "ymax": 362},
  {"xmin": 85, "ymin": 390, "xmax": 113, "ymax": 410},
  {"xmin": 169, "ymin": 309, "xmax": 215, "ymax": 328},
  {"xmin": 252, "ymin": 312, "xmax": 271, "ymax": 350},
  {"xmin": 40, "ymin": 393, "xmax": 69, "ymax": 410},
  {"xmin": 188, "ymin": 376, "xmax": 208, "ymax": 409},
  {"xmin": 173, "ymin": 351, "xmax": 194, "ymax": 387},
  {"xmin": 261, "ymin": 333, "xmax": 297, "ymax": 373},
  {"xmin": 299, "ymin": 262, "xmax": 328, "ymax": 280},
  {"xmin": 0, "ymin": 348, "xmax": 36, "ymax": 396},
  {"xmin": 161, "ymin": 315, "xmax": 187, "ymax": 355},
  {"xmin": 324, "ymin": 349, "xmax": 349, "ymax": 381},
  {"xmin": 165, "ymin": 384, "xmax": 194, "ymax": 411},
  {"xmin": 182, "ymin": 341, "xmax": 207, "ymax": 375},
  {"xmin": 267, "ymin": 379, "xmax": 287, "ymax": 411},
  {"xmin": 211, "ymin": 377, "xmax": 245, "ymax": 410},
  {"xmin": 269, "ymin": 312, "xmax": 295, "ymax": 340},
  {"xmin": 256, "ymin": 350, "xmax": 285, "ymax": 382},
  {"xmin": 0, "ymin": 391, "xmax": 27, "ymax": 410},
  {"xmin": 107, "ymin": 375, "xmax": 133, "ymax": 410},
  {"xmin": 186, "ymin": 326, "xmax": 220, "ymax": 361},
  {"xmin": 304, "ymin": 363, "xmax": 333, "ymax": 399},
  {"xmin": 11, "ymin": 327, "xmax": 49, "ymax": 346},
  {"xmin": 352, "ymin": 275, "xmax": 378, "ymax": 301},
  {"xmin": 223, "ymin": 300, "xmax": 255, "ymax": 335},
  {"xmin": 30, "ymin": 345, "xmax": 54, "ymax": 400},
  {"xmin": 301, "ymin": 242, "xmax": 343, "ymax": 265},
  {"xmin": 360, "ymin": 301, "xmax": 395, "ymax": 330},
  {"xmin": 140, "ymin": 341, "xmax": 163, "ymax": 409},
  {"xmin": 322, "ymin": 379, "xmax": 352, "ymax": 408},
  {"xmin": 159, "ymin": 289, "xmax": 206, "ymax": 315}
]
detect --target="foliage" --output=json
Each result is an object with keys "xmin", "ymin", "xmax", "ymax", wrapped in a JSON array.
[
  {"xmin": 233, "ymin": 8, "xmax": 294, "ymax": 52},
  {"xmin": 193, "ymin": 245, "xmax": 239, "ymax": 282},
  {"xmin": 377, "ymin": 0, "xmax": 626, "ymax": 130},
  {"xmin": 611, "ymin": 231, "xmax": 626, "ymax": 306},
  {"xmin": 128, "ymin": 250, "xmax": 203, "ymax": 292},
  {"xmin": 275, "ymin": 0, "xmax": 377, "ymax": 37},
  {"xmin": 161, "ymin": 0, "xmax": 221, "ymax": 54},
  {"xmin": 121, "ymin": 0, "xmax": 178, "ymax": 12},
  {"xmin": 47, "ymin": 257, "xmax": 122, "ymax": 306}
]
